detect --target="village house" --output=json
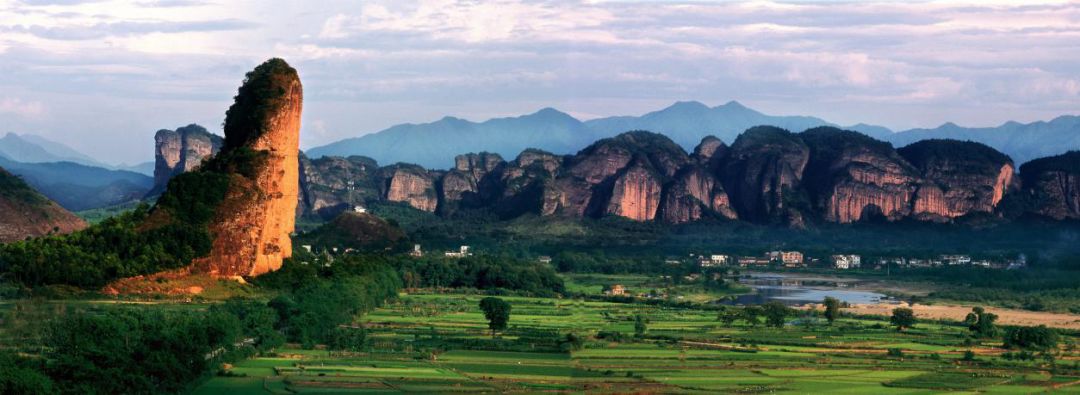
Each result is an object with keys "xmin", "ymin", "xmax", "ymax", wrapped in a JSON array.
[
  {"xmin": 831, "ymin": 254, "xmax": 861, "ymax": 269},
  {"xmin": 409, "ymin": 244, "xmax": 423, "ymax": 257},
  {"xmin": 700, "ymin": 254, "xmax": 730, "ymax": 267},
  {"xmin": 444, "ymin": 245, "xmax": 472, "ymax": 258},
  {"xmin": 769, "ymin": 251, "xmax": 804, "ymax": 267},
  {"xmin": 538, "ymin": 256, "xmax": 552, "ymax": 264},
  {"xmin": 940, "ymin": 254, "xmax": 971, "ymax": 265},
  {"xmin": 604, "ymin": 284, "xmax": 627, "ymax": 296}
]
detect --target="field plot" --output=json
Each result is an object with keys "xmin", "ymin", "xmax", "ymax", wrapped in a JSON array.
[{"xmin": 195, "ymin": 292, "xmax": 1080, "ymax": 394}]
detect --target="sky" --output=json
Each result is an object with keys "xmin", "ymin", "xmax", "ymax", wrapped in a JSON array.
[{"xmin": 1, "ymin": 0, "xmax": 1078, "ymax": 165}]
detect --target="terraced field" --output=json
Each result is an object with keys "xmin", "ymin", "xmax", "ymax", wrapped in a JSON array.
[{"xmin": 194, "ymin": 293, "xmax": 1080, "ymax": 394}]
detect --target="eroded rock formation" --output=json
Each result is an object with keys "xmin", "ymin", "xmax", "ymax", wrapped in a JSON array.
[
  {"xmin": 1020, "ymin": 151, "xmax": 1080, "ymax": 220},
  {"xmin": 151, "ymin": 124, "xmax": 222, "ymax": 195},
  {"xmin": 898, "ymin": 140, "xmax": 1016, "ymax": 221},
  {"xmin": 192, "ymin": 58, "xmax": 302, "ymax": 277},
  {"xmin": 383, "ymin": 164, "xmax": 439, "ymax": 212}
]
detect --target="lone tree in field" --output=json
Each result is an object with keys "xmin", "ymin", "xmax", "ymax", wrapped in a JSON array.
[
  {"xmin": 634, "ymin": 314, "xmax": 648, "ymax": 337},
  {"xmin": 823, "ymin": 297, "xmax": 841, "ymax": 325},
  {"xmin": 742, "ymin": 306, "xmax": 763, "ymax": 327},
  {"xmin": 965, "ymin": 307, "xmax": 998, "ymax": 338},
  {"xmin": 479, "ymin": 297, "xmax": 511, "ymax": 337},
  {"xmin": 890, "ymin": 307, "xmax": 916, "ymax": 331},
  {"xmin": 1003, "ymin": 325, "xmax": 1058, "ymax": 351},
  {"xmin": 762, "ymin": 301, "xmax": 790, "ymax": 328}
]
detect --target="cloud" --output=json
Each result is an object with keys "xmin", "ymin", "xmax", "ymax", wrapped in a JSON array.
[
  {"xmin": 0, "ymin": 97, "xmax": 45, "ymax": 118},
  {"xmin": 1, "ymin": 0, "xmax": 1079, "ymax": 164}
]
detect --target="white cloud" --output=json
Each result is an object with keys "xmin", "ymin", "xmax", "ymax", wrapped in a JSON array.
[{"xmin": 0, "ymin": 97, "xmax": 45, "ymax": 118}]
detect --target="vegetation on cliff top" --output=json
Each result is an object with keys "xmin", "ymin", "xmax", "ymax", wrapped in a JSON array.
[{"xmin": 223, "ymin": 57, "xmax": 299, "ymax": 150}]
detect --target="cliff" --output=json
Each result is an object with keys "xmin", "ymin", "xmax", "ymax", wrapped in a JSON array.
[
  {"xmin": 721, "ymin": 126, "xmax": 809, "ymax": 225},
  {"xmin": 898, "ymin": 139, "xmax": 1016, "ymax": 221},
  {"xmin": 1019, "ymin": 151, "xmax": 1080, "ymax": 220},
  {"xmin": 801, "ymin": 127, "xmax": 920, "ymax": 223},
  {"xmin": 382, "ymin": 164, "xmax": 439, "ymax": 212},
  {"xmin": 150, "ymin": 124, "xmax": 223, "ymax": 195},
  {"xmin": 190, "ymin": 58, "xmax": 302, "ymax": 277},
  {"xmin": 0, "ymin": 167, "xmax": 86, "ymax": 242}
]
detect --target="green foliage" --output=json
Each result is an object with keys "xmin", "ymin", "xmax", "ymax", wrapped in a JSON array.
[
  {"xmin": 479, "ymin": 297, "xmax": 511, "ymax": 335},
  {"xmin": 965, "ymin": 307, "xmax": 998, "ymax": 338},
  {"xmin": 762, "ymin": 301, "xmax": 790, "ymax": 328},
  {"xmin": 0, "ymin": 206, "xmax": 210, "ymax": 288},
  {"xmin": 0, "ymin": 167, "xmax": 47, "ymax": 206},
  {"xmin": 823, "ymin": 296, "xmax": 841, "ymax": 324},
  {"xmin": 886, "ymin": 348, "xmax": 904, "ymax": 358},
  {"xmin": 742, "ymin": 305, "xmax": 763, "ymax": 327},
  {"xmin": 0, "ymin": 351, "xmax": 53, "ymax": 395},
  {"xmin": 890, "ymin": 307, "xmax": 916, "ymax": 331},
  {"xmin": 1003, "ymin": 325, "xmax": 1059, "ymax": 351},
  {"xmin": 44, "ymin": 307, "xmax": 243, "ymax": 394},
  {"xmin": 327, "ymin": 326, "xmax": 367, "ymax": 352},
  {"xmin": 222, "ymin": 58, "xmax": 299, "ymax": 150},
  {"xmin": 633, "ymin": 314, "xmax": 648, "ymax": 337},
  {"xmin": 398, "ymin": 254, "xmax": 564, "ymax": 296}
]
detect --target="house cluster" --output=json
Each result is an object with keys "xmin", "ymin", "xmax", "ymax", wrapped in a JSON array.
[
  {"xmin": 694, "ymin": 250, "xmax": 806, "ymax": 268},
  {"xmin": 444, "ymin": 245, "xmax": 473, "ymax": 258},
  {"xmin": 876, "ymin": 254, "xmax": 1025, "ymax": 270}
]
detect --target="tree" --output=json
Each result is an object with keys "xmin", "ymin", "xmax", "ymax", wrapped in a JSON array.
[
  {"xmin": 1004, "ymin": 325, "xmax": 1058, "ymax": 351},
  {"xmin": 762, "ymin": 301, "xmax": 790, "ymax": 328},
  {"xmin": 823, "ymin": 297, "xmax": 841, "ymax": 325},
  {"xmin": 742, "ymin": 306, "xmax": 763, "ymax": 327},
  {"xmin": 327, "ymin": 326, "xmax": 366, "ymax": 352},
  {"xmin": 633, "ymin": 314, "xmax": 648, "ymax": 337},
  {"xmin": 478, "ymin": 297, "xmax": 511, "ymax": 337},
  {"xmin": 890, "ymin": 307, "xmax": 916, "ymax": 331},
  {"xmin": 964, "ymin": 307, "xmax": 998, "ymax": 338}
]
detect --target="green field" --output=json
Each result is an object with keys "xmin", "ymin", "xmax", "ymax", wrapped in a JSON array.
[{"xmin": 193, "ymin": 292, "xmax": 1080, "ymax": 394}]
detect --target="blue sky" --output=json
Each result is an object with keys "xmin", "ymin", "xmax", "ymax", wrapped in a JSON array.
[{"xmin": 1, "ymin": 0, "xmax": 1078, "ymax": 165}]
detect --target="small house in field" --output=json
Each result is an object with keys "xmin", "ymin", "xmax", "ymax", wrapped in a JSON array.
[
  {"xmin": 538, "ymin": 256, "xmax": 552, "ymax": 264},
  {"xmin": 444, "ymin": 245, "xmax": 472, "ymax": 258},
  {"xmin": 604, "ymin": 284, "xmax": 627, "ymax": 296}
]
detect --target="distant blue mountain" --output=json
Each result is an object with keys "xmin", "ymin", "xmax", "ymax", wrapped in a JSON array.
[
  {"xmin": 308, "ymin": 100, "xmax": 1079, "ymax": 169},
  {"xmin": 0, "ymin": 133, "xmax": 106, "ymax": 167},
  {"xmin": 0, "ymin": 156, "xmax": 152, "ymax": 211},
  {"xmin": 882, "ymin": 116, "xmax": 1080, "ymax": 165}
]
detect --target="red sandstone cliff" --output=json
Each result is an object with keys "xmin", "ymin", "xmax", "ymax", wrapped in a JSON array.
[
  {"xmin": 382, "ymin": 164, "xmax": 439, "ymax": 212},
  {"xmin": 192, "ymin": 58, "xmax": 302, "ymax": 277},
  {"xmin": 898, "ymin": 140, "xmax": 1016, "ymax": 221}
]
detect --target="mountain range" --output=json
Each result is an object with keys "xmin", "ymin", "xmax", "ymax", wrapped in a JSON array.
[{"xmin": 306, "ymin": 101, "xmax": 1079, "ymax": 169}]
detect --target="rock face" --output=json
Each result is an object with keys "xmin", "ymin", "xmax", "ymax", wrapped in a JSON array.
[
  {"xmin": 151, "ymin": 124, "xmax": 223, "ymax": 195},
  {"xmin": 143, "ymin": 119, "xmax": 1074, "ymax": 227},
  {"xmin": 192, "ymin": 58, "xmax": 302, "ymax": 277},
  {"xmin": 898, "ymin": 140, "xmax": 1016, "ymax": 220},
  {"xmin": 440, "ymin": 152, "xmax": 505, "ymax": 213},
  {"xmin": 0, "ymin": 167, "xmax": 86, "ymax": 243},
  {"xmin": 721, "ymin": 126, "xmax": 809, "ymax": 224},
  {"xmin": 1019, "ymin": 151, "xmax": 1080, "ymax": 220},
  {"xmin": 298, "ymin": 154, "xmax": 380, "ymax": 219},
  {"xmin": 801, "ymin": 127, "xmax": 920, "ymax": 223},
  {"xmin": 383, "ymin": 164, "xmax": 439, "ymax": 212}
]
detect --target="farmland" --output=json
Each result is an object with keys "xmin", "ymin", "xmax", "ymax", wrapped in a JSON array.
[{"xmin": 194, "ymin": 292, "xmax": 1080, "ymax": 394}]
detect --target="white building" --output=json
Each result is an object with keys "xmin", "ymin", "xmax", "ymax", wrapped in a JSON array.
[
  {"xmin": 831, "ymin": 254, "xmax": 861, "ymax": 269},
  {"xmin": 353, "ymin": 205, "xmax": 367, "ymax": 214},
  {"xmin": 701, "ymin": 254, "xmax": 730, "ymax": 267},
  {"xmin": 409, "ymin": 244, "xmax": 423, "ymax": 257},
  {"xmin": 940, "ymin": 254, "xmax": 971, "ymax": 265},
  {"xmin": 445, "ymin": 245, "xmax": 472, "ymax": 258}
]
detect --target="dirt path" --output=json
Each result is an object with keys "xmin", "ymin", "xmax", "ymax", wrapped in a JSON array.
[{"xmin": 829, "ymin": 302, "xmax": 1080, "ymax": 330}]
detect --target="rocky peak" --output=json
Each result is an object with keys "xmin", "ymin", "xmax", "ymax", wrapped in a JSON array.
[
  {"xmin": 192, "ymin": 58, "xmax": 302, "ymax": 277},
  {"xmin": 722, "ymin": 126, "xmax": 810, "ymax": 224},
  {"xmin": 454, "ymin": 152, "xmax": 505, "ymax": 178},
  {"xmin": 151, "ymin": 124, "xmax": 222, "ymax": 195}
]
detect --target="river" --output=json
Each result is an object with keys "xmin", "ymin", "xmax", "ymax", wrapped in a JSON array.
[{"xmin": 721, "ymin": 273, "xmax": 894, "ymax": 306}]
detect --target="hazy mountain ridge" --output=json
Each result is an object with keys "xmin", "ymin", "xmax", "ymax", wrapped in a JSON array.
[
  {"xmin": 0, "ymin": 156, "xmax": 153, "ymax": 211},
  {"xmin": 305, "ymin": 101, "xmax": 1079, "ymax": 170}
]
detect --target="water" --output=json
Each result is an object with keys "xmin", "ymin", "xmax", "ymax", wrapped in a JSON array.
[{"xmin": 720, "ymin": 273, "xmax": 890, "ymax": 306}]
